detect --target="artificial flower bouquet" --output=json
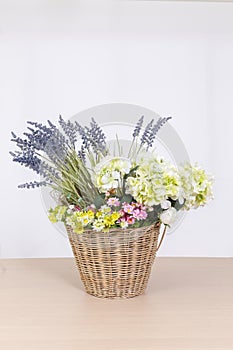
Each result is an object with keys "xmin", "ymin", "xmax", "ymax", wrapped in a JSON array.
[{"xmin": 10, "ymin": 115, "xmax": 213, "ymax": 298}]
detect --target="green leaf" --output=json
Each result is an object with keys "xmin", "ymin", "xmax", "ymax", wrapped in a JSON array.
[
  {"xmin": 169, "ymin": 198, "xmax": 185, "ymax": 211},
  {"xmin": 123, "ymin": 165, "xmax": 139, "ymax": 180},
  {"xmin": 93, "ymin": 194, "xmax": 105, "ymax": 209},
  {"xmin": 120, "ymin": 194, "xmax": 133, "ymax": 204}
]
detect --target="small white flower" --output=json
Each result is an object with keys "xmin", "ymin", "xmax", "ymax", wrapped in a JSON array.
[
  {"xmin": 100, "ymin": 205, "xmax": 109, "ymax": 210},
  {"xmin": 120, "ymin": 221, "xmax": 129, "ymax": 229},
  {"xmin": 92, "ymin": 219, "xmax": 105, "ymax": 232},
  {"xmin": 161, "ymin": 200, "xmax": 171, "ymax": 210},
  {"xmin": 178, "ymin": 193, "xmax": 185, "ymax": 205},
  {"xmin": 65, "ymin": 217, "xmax": 75, "ymax": 228},
  {"xmin": 160, "ymin": 207, "xmax": 177, "ymax": 226}
]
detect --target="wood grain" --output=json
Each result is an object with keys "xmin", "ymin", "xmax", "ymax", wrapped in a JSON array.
[{"xmin": 0, "ymin": 257, "xmax": 232, "ymax": 350}]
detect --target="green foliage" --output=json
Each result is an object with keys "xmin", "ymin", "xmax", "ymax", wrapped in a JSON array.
[
  {"xmin": 123, "ymin": 165, "xmax": 139, "ymax": 179},
  {"xmin": 170, "ymin": 198, "xmax": 185, "ymax": 211},
  {"xmin": 120, "ymin": 194, "xmax": 133, "ymax": 204},
  {"xmin": 93, "ymin": 194, "xmax": 105, "ymax": 209},
  {"xmin": 48, "ymin": 206, "xmax": 67, "ymax": 223},
  {"xmin": 51, "ymin": 150, "xmax": 99, "ymax": 207}
]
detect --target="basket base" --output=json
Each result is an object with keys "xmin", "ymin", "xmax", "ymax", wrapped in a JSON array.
[
  {"xmin": 85, "ymin": 290, "xmax": 146, "ymax": 299},
  {"xmin": 83, "ymin": 280, "xmax": 149, "ymax": 299}
]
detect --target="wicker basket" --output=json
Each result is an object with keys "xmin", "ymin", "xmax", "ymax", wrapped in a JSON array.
[{"xmin": 67, "ymin": 222, "xmax": 165, "ymax": 299}]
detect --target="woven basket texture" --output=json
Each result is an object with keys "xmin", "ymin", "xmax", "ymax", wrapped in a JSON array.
[{"xmin": 67, "ymin": 222, "xmax": 160, "ymax": 299}]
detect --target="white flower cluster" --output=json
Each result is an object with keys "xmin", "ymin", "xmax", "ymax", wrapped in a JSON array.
[
  {"xmin": 179, "ymin": 163, "xmax": 214, "ymax": 210},
  {"xmin": 93, "ymin": 155, "xmax": 214, "ymax": 227},
  {"xmin": 95, "ymin": 157, "xmax": 131, "ymax": 192},
  {"xmin": 126, "ymin": 155, "xmax": 182, "ymax": 207}
]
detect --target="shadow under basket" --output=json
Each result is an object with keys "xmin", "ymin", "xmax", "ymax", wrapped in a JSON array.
[{"xmin": 67, "ymin": 222, "xmax": 166, "ymax": 299}]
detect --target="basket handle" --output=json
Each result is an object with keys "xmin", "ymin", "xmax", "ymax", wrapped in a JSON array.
[{"xmin": 156, "ymin": 224, "xmax": 167, "ymax": 252}]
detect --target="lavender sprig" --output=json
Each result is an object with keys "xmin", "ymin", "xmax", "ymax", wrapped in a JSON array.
[
  {"xmin": 26, "ymin": 121, "xmax": 69, "ymax": 164},
  {"xmin": 10, "ymin": 120, "xmax": 69, "ymax": 189},
  {"xmin": 75, "ymin": 121, "xmax": 91, "ymax": 150},
  {"xmin": 58, "ymin": 115, "xmax": 78, "ymax": 148},
  {"xmin": 128, "ymin": 116, "xmax": 145, "ymax": 157},
  {"xmin": 75, "ymin": 119, "xmax": 107, "ymax": 162},
  {"xmin": 132, "ymin": 116, "xmax": 144, "ymax": 138},
  {"xmin": 11, "ymin": 132, "xmax": 34, "ymax": 152},
  {"xmin": 78, "ymin": 145, "xmax": 86, "ymax": 164},
  {"xmin": 18, "ymin": 122, "xmax": 66, "ymax": 165},
  {"xmin": 89, "ymin": 118, "xmax": 107, "ymax": 154},
  {"xmin": 140, "ymin": 119, "xmax": 154, "ymax": 147},
  {"xmin": 39, "ymin": 160, "xmax": 60, "ymax": 180},
  {"xmin": 18, "ymin": 180, "xmax": 48, "ymax": 189},
  {"xmin": 146, "ymin": 116, "xmax": 172, "ymax": 150},
  {"xmin": 12, "ymin": 151, "xmax": 42, "ymax": 174},
  {"xmin": 11, "ymin": 151, "xmax": 60, "ymax": 181}
]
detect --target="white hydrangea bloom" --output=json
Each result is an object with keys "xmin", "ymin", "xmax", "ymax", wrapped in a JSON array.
[
  {"xmin": 179, "ymin": 163, "xmax": 214, "ymax": 210},
  {"xmin": 126, "ymin": 155, "xmax": 181, "ymax": 206},
  {"xmin": 95, "ymin": 157, "xmax": 132, "ymax": 193}
]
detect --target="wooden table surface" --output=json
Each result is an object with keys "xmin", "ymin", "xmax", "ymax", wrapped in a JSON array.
[{"xmin": 0, "ymin": 257, "xmax": 232, "ymax": 350}]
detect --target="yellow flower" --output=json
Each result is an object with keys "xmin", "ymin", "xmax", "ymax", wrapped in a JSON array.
[
  {"xmin": 87, "ymin": 210, "xmax": 94, "ymax": 219},
  {"xmin": 73, "ymin": 221, "xmax": 84, "ymax": 234},
  {"xmin": 111, "ymin": 212, "xmax": 121, "ymax": 221},
  {"xmin": 96, "ymin": 211, "xmax": 103, "ymax": 218},
  {"xmin": 48, "ymin": 213, "xmax": 57, "ymax": 223},
  {"xmin": 79, "ymin": 212, "xmax": 87, "ymax": 219},
  {"xmin": 103, "ymin": 216, "xmax": 114, "ymax": 227},
  {"xmin": 102, "ymin": 212, "xmax": 121, "ymax": 228}
]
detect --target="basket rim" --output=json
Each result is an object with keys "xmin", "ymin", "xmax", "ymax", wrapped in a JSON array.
[{"xmin": 66, "ymin": 221, "xmax": 161, "ymax": 237}]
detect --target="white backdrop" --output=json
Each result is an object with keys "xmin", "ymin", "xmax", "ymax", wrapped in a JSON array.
[{"xmin": 0, "ymin": 0, "xmax": 232, "ymax": 258}]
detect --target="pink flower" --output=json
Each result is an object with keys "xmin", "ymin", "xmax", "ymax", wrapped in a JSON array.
[
  {"xmin": 117, "ymin": 215, "xmax": 126, "ymax": 224},
  {"xmin": 118, "ymin": 211, "xmax": 131, "ymax": 220},
  {"xmin": 126, "ymin": 216, "xmax": 135, "ymax": 225},
  {"xmin": 119, "ymin": 209, "xmax": 125, "ymax": 217},
  {"xmin": 133, "ymin": 208, "xmax": 148, "ymax": 220},
  {"xmin": 122, "ymin": 203, "xmax": 134, "ymax": 214},
  {"xmin": 107, "ymin": 197, "xmax": 121, "ymax": 207}
]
